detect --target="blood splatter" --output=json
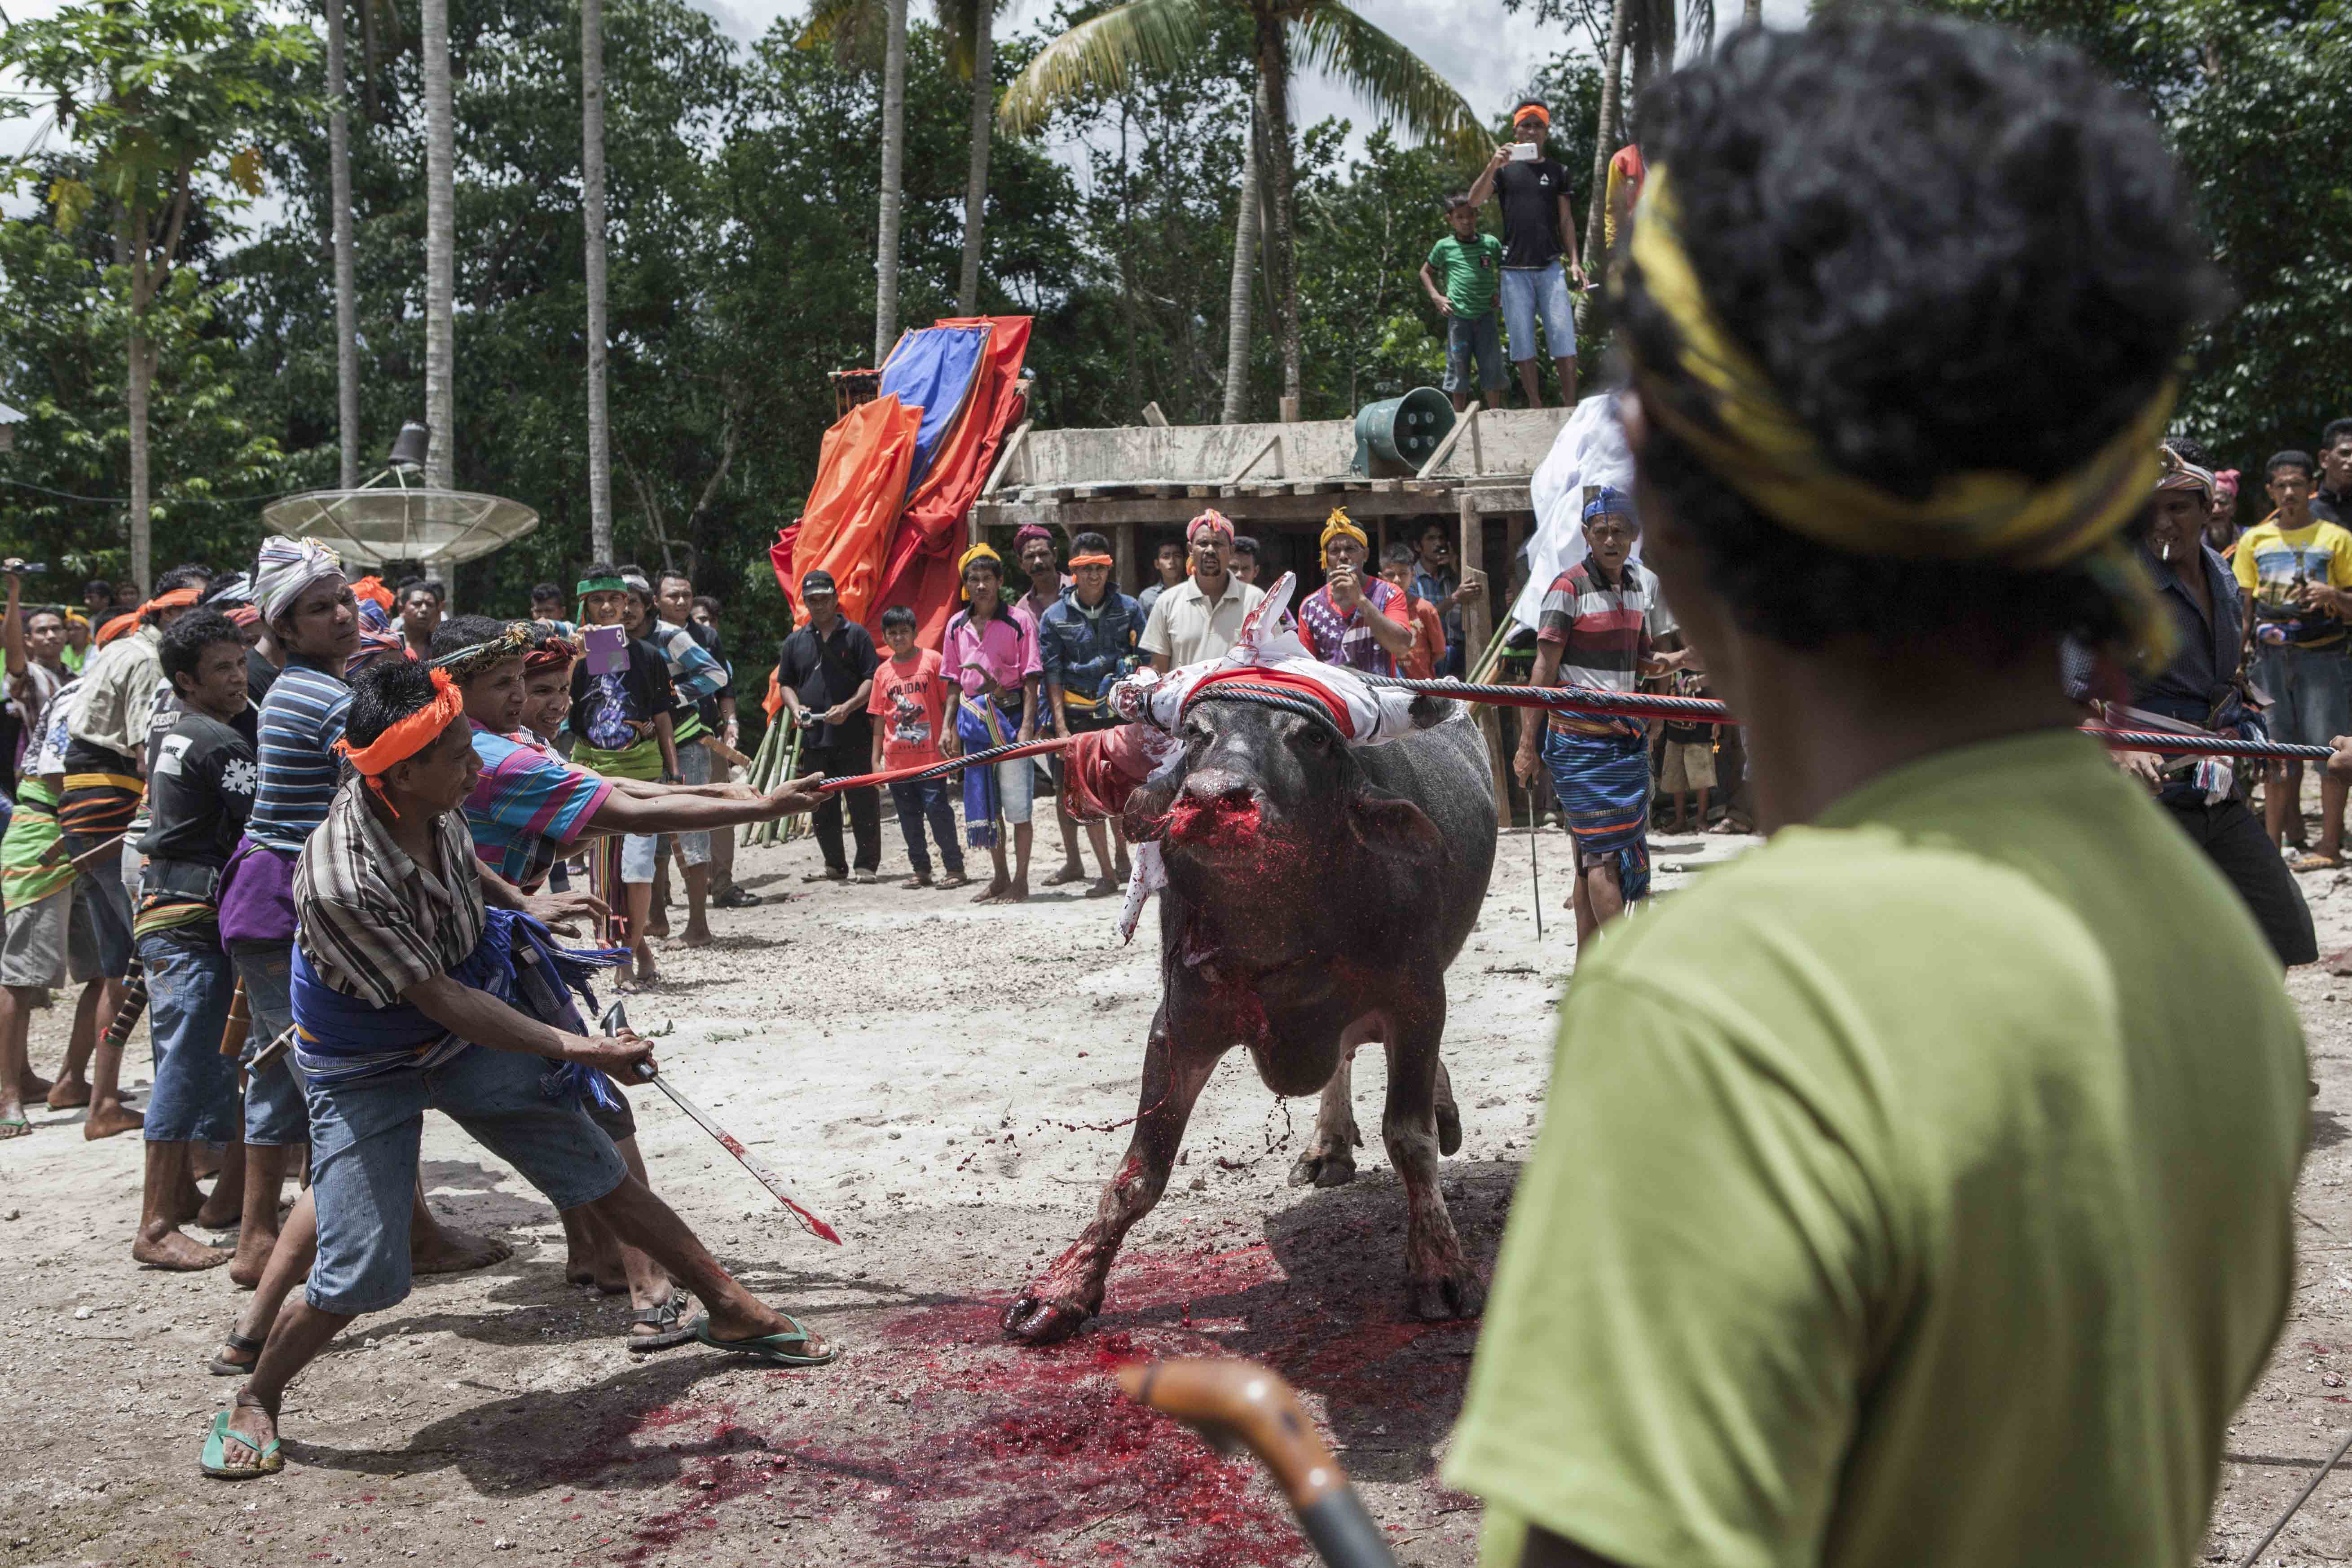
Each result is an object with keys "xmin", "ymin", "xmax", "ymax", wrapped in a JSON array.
[{"xmin": 1166, "ymin": 793, "xmax": 1264, "ymax": 850}]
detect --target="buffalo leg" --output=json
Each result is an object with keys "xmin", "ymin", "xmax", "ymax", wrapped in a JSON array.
[
  {"xmin": 1434, "ymin": 1055, "xmax": 1462, "ymax": 1156},
  {"xmin": 1383, "ymin": 1013, "xmax": 1484, "ymax": 1322},
  {"xmin": 1003, "ymin": 1003, "xmax": 1223, "ymax": 1346},
  {"xmin": 1288, "ymin": 1034, "xmax": 1371, "ymax": 1189}
]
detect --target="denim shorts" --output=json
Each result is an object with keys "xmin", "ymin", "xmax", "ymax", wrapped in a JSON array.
[
  {"xmin": 1500, "ymin": 262, "xmax": 1576, "ymax": 363},
  {"xmin": 229, "ymin": 939, "xmax": 311, "ymax": 1147},
  {"xmin": 138, "ymin": 928, "xmax": 241, "ymax": 1144},
  {"xmin": 1444, "ymin": 313, "xmax": 1506, "ymax": 395},
  {"xmin": 75, "ymin": 864, "xmax": 134, "ymax": 980},
  {"xmin": 2256, "ymin": 643, "xmax": 2352, "ymax": 747},
  {"xmin": 304, "ymin": 1045, "xmax": 628, "ymax": 1316}
]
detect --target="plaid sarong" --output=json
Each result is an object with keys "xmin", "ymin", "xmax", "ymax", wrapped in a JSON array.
[{"xmin": 1542, "ymin": 727, "xmax": 1652, "ymax": 903}]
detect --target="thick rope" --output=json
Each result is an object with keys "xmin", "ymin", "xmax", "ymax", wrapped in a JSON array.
[{"xmin": 815, "ymin": 733, "xmax": 1079, "ymax": 794}]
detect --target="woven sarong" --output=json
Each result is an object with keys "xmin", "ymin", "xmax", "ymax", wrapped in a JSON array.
[
  {"xmin": 0, "ymin": 783, "xmax": 71, "ymax": 912},
  {"xmin": 1542, "ymin": 727, "xmax": 1652, "ymax": 903}
]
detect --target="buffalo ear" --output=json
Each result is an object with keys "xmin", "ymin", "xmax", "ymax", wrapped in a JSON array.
[{"xmin": 1349, "ymin": 786, "xmax": 1445, "ymax": 859}]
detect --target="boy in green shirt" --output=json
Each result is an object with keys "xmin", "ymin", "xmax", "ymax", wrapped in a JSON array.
[
  {"xmin": 1445, "ymin": 18, "xmax": 2307, "ymax": 1568},
  {"xmin": 1421, "ymin": 194, "xmax": 1507, "ymax": 413}
]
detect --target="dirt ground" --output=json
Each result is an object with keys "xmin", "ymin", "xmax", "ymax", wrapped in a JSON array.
[{"xmin": 5, "ymin": 799, "xmax": 2352, "ymax": 1568}]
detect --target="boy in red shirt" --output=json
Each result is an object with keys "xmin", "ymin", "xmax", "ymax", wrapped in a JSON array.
[
  {"xmin": 1380, "ymin": 543, "xmax": 1450, "ymax": 680},
  {"xmin": 868, "ymin": 605, "xmax": 967, "ymax": 889}
]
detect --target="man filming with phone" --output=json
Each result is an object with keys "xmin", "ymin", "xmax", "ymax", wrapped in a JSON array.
[{"xmin": 1466, "ymin": 97, "xmax": 1588, "ymax": 409}]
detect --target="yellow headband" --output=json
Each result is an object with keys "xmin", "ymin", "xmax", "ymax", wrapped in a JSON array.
[
  {"xmin": 1320, "ymin": 509, "xmax": 1369, "ymax": 555},
  {"xmin": 1625, "ymin": 163, "xmax": 2176, "ymax": 670},
  {"xmin": 958, "ymin": 542, "xmax": 1003, "ymax": 601}
]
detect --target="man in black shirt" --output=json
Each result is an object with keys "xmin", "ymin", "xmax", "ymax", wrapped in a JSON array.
[
  {"xmin": 2318, "ymin": 417, "xmax": 2352, "ymax": 525},
  {"xmin": 1467, "ymin": 97, "xmax": 1590, "ymax": 408},
  {"xmin": 776, "ymin": 570, "xmax": 881, "ymax": 882},
  {"xmin": 133, "ymin": 610, "xmax": 260, "ymax": 1269}
]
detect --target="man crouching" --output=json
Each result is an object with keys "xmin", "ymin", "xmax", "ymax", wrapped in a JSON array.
[{"xmin": 204, "ymin": 661, "xmax": 833, "ymax": 1479}]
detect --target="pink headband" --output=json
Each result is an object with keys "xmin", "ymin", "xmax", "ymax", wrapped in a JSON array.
[{"xmin": 1187, "ymin": 509, "xmax": 1234, "ymax": 545}]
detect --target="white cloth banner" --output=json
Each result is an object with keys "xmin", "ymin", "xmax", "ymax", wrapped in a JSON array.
[{"xmin": 1511, "ymin": 391, "xmax": 1639, "ymax": 632}]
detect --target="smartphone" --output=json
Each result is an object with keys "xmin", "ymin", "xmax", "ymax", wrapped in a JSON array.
[
  {"xmin": 1508, "ymin": 141, "xmax": 1540, "ymax": 162},
  {"xmin": 583, "ymin": 623, "xmax": 627, "ymax": 675}
]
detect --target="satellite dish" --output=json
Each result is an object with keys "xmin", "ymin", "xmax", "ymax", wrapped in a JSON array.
[{"xmin": 260, "ymin": 424, "xmax": 539, "ymax": 568}]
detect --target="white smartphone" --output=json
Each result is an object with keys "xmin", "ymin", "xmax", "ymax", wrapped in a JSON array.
[{"xmin": 1509, "ymin": 141, "xmax": 1540, "ymax": 162}]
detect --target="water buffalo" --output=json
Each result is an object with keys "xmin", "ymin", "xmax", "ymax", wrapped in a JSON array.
[{"xmin": 1002, "ymin": 688, "xmax": 1498, "ymax": 1345}]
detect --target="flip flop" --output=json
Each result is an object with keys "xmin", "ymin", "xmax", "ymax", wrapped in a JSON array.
[
  {"xmin": 208, "ymin": 1330, "xmax": 263, "ymax": 1377},
  {"xmin": 2290, "ymin": 852, "xmax": 2343, "ymax": 874},
  {"xmin": 0, "ymin": 1117, "xmax": 30, "ymax": 1140},
  {"xmin": 626, "ymin": 1290, "xmax": 697, "ymax": 1353},
  {"xmin": 200, "ymin": 1409, "xmax": 283, "ymax": 1478},
  {"xmin": 690, "ymin": 1313, "xmax": 838, "ymax": 1368}
]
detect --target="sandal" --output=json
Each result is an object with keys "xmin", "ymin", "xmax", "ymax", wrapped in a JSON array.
[
  {"xmin": 627, "ymin": 1290, "xmax": 697, "ymax": 1353},
  {"xmin": 899, "ymin": 875, "xmax": 933, "ymax": 890},
  {"xmin": 802, "ymin": 868, "xmax": 848, "ymax": 884},
  {"xmin": 0, "ymin": 1117, "xmax": 29, "ymax": 1140},
  {"xmin": 935, "ymin": 874, "xmax": 972, "ymax": 890},
  {"xmin": 208, "ymin": 1331, "xmax": 263, "ymax": 1377},
  {"xmin": 712, "ymin": 885, "xmax": 762, "ymax": 909},
  {"xmin": 2290, "ymin": 851, "xmax": 2343, "ymax": 874},
  {"xmin": 1039, "ymin": 865, "xmax": 1087, "ymax": 888},
  {"xmin": 200, "ymin": 1407, "xmax": 283, "ymax": 1479},
  {"xmin": 690, "ymin": 1313, "xmax": 838, "ymax": 1368}
]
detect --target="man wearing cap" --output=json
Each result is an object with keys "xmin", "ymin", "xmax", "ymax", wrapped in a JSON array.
[
  {"xmin": 1467, "ymin": 96, "xmax": 1588, "ymax": 410},
  {"xmin": 1014, "ymin": 524, "xmax": 1067, "ymax": 627},
  {"xmin": 1141, "ymin": 511, "xmax": 1265, "ymax": 671},
  {"xmin": 776, "ymin": 569, "xmax": 881, "ymax": 884},
  {"xmin": 1297, "ymin": 509, "xmax": 1416, "ymax": 676}
]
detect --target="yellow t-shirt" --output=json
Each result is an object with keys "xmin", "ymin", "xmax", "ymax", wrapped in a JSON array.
[
  {"xmin": 2231, "ymin": 514, "xmax": 2352, "ymax": 647},
  {"xmin": 1445, "ymin": 730, "xmax": 2305, "ymax": 1568}
]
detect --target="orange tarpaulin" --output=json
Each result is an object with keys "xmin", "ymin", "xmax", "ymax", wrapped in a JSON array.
[{"xmin": 777, "ymin": 393, "xmax": 922, "ymax": 631}]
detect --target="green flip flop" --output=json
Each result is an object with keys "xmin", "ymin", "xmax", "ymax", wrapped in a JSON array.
[
  {"xmin": 689, "ymin": 1313, "xmax": 838, "ymax": 1368},
  {"xmin": 200, "ymin": 1409, "xmax": 283, "ymax": 1479},
  {"xmin": 0, "ymin": 1117, "xmax": 31, "ymax": 1140}
]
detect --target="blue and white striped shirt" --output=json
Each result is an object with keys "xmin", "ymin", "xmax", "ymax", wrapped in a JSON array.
[{"xmin": 245, "ymin": 658, "xmax": 352, "ymax": 853}]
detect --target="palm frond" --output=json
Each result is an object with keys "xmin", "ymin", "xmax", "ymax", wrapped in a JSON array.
[
  {"xmin": 797, "ymin": 0, "xmax": 886, "ymax": 71},
  {"xmin": 1288, "ymin": 1, "xmax": 1483, "ymax": 158},
  {"xmin": 934, "ymin": 0, "xmax": 980, "ymax": 81},
  {"xmin": 996, "ymin": 0, "xmax": 1215, "ymax": 136},
  {"xmin": 1684, "ymin": 0, "xmax": 1714, "ymax": 58}
]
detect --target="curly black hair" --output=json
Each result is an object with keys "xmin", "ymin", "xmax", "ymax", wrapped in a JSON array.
[
  {"xmin": 159, "ymin": 609, "xmax": 244, "ymax": 690},
  {"xmin": 1616, "ymin": 15, "xmax": 2226, "ymax": 660},
  {"xmin": 431, "ymin": 614, "xmax": 511, "ymax": 659},
  {"xmin": 344, "ymin": 658, "xmax": 441, "ymax": 751}
]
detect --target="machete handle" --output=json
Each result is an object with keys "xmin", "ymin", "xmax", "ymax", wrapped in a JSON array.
[
  {"xmin": 1118, "ymin": 1359, "xmax": 1398, "ymax": 1568},
  {"xmin": 598, "ymin": 1000, "xmax": 658, "ymax": 1082}
]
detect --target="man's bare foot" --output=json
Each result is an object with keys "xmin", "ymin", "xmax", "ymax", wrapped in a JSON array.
[
  {"xmin": 973, "ymin": 878, "xmax": 1012, "ymax": 904},
  {"xmin": 15, "ymin": 1067, "xmax": 50, "ymax": 1101},
  {"xmin": 192, "ymin": 1145, "xmax": 223, "ymax": 1181},
  {"xmin": 228, "ymin": 1224, "xmax": 278, "ymax": 1290},
  {"xmin": 1084, "ymin": 876, "xmax": 1120, "ymax": 898},
  {"xmin": 0, "ymin": 1106, "xmax": 31, "ymax": 1139},
  {"xmin": 630, "ymin": 951, "xmax": 661, "ymax": 987},
  {"xmin": 197, "ymin": 1186, "xmax": 242, "ymax": 1229},
  {"xmin": 678, "ymin": 924, "xmax": 713, "ymax": 949},
  {"xmin": 411, "ymin": 1222, "xmax": 512, "ymax": 1275},
  {"xmin": 1040, "ymin": 863, "xmax": 1086, "ymax": 887},
  {"xmin": 1113, "ymin": 858, "xmax": 1132, "ymax": 881},
  {"xmin": 134, "ymin": 1221, "xmax": 233, "ymax": 1271},
  {"xmin": 646, "ymin": 916, "xmax": 671, "ymax": 940},
  {"xmin": 85, "ymin": 1100, "xmax": 143, "ymax": 1140},
  {"xmin": 1001, "ymin": 878, "xmax": 1029, "ymax": 903},
  {"xmin": 47, "ymin": 1076, "xmax": 91, "ymax": 1110},
  {"xmin": 219, "ymin": 1392, "xmax": 280, "ymax": 1474}
]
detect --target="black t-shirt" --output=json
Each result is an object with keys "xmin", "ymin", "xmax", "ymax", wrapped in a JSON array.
[
  {"xmin": 247, "ymin": 645, "xmax": 282, "ymax": 708},
  {"xmin": 138, "ymin": 708, "xmax": 257, "ymax": 877},
  {"xmin": 1494, "ymin": 158, "xmax": 1572, "ymax": 269},
  {"xmin": 568, "ymin": 634, "xmax": 676, "ymax": 753},
  {"xmin": 776, "ymin": 619, "xmax": 880, "ymax": 750}
]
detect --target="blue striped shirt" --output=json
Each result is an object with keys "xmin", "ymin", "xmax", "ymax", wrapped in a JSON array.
[{"xmin": 245, "ymin": 658, "xmax": 352, "ymax": 853}]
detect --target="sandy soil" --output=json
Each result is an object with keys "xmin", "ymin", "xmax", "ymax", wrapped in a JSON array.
[{"xmin": 3, "ymin": 806, "xmax": 2351, "ymax": 1568}]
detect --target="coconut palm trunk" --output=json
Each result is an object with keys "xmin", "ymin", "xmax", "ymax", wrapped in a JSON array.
[
  {"xmin": 328, "ymin": 0, "xmax": 359, "ymax": 486},
  {"xmin": 1218, "ymin": 94, "xmax": 1262, "ymax": 424},
  {"xmin": 1578, "ymin": 0, "xmax": 1628, "ymax": 325},
  {"xmin": 1250, "ymin": 9, "xmax": 1302, "ymax": 421},
  {"xmin": 955, "ymin": 0, "xmax": 993, "ymax": 316},
  {"xmin": 423, "ymin": 0, "xmax": 455, "ymax": 490},
  {"xmin": 583, "ymin": 0, "xmax": 613, "ymax": 560},
  {"xmin": 873, "ymin": 0, "xmax": 908, "ymax": 361},
  {"xmin": 127, "ymin": 315, "xmax": 152, "ymax": 591}
]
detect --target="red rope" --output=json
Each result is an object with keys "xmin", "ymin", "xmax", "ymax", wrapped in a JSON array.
[{"xmin": 814, "ymin": 734, "xmax": 1081, "ymax": 794}]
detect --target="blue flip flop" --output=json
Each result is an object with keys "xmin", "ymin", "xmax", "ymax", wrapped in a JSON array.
[
  {"xmin": 200, "ymin": 1409, "xmax": 283, "ymax": 1478},
  {"xmin": 689, "ymin": 1313, "xmax": 839, "ymax": 1368}
]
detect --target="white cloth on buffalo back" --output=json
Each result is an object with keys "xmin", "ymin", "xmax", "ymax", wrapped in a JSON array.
[
  {"xmin": 1512, "ymin": 392, "xmax": 1640, "ymax": 632},
  {"xmin": 255, "ymin": 536, "xmax": 345, "ymax": 623}
]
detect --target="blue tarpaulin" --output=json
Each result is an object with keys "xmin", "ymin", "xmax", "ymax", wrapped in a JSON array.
[{"xmin": 878, "ymin": 323, "xmax": 991, "ymax": 496}]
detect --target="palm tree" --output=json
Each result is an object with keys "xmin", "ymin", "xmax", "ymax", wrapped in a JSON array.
[
  {"xmin": 950, "ymin": 0, "xmax": 995, "ymax": 315},
  {"xmin": 873, "ymin": 0, "xmax": 908, "ymax": 361},
  {"xmin": 326, "ymin": 0, "xmax": 359, "ymax": 487},
  {"xmin": 1218, "ymin": 92, "xmax": 1263, "ymax": 423},
  {"xmin": 582, "ymin": 0, "xmax": 614, "ymax": 561},
  {"xmin": 1578, "ymin": 0, "xmax": 1628, "ymax": 297},
  {"xmin": 1000, "ymin": 0, "xmax": 1479, "ymax": 423},
  {"xmin": 423, "ymin": 0, "xmax": 454, "ymax": 490}
]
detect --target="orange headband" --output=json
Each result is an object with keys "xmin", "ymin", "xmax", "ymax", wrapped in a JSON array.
[
  {"xmin": 332, "ymin": 667, "xmax": 466, "ymax": 815},
  {"xmin": 1069, "ymin": 554, "xmax": 1114, "ymax": 568},
  {"xmin": 95, "ymin": 586, "xmax": 201, "ymax": 645},
  {"xmin": 1514, "ymin": 104, "xmax": 1550, "ymax": 129}
]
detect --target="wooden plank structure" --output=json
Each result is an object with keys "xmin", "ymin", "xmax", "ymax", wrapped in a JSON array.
[{"xmin": 968, "ymin": 405, "xmax": 1571, "ymax": 821}]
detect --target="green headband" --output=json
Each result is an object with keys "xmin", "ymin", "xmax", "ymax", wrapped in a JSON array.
[{"xmin": 576, "ymin": 575, "xmax": 627, "ymax": 597}]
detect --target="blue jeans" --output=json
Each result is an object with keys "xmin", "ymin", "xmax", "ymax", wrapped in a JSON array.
[
  {"xmin": 2256, "ymin": 643, "xmax": 2352, "ymax": 747},
  {"xmin": 1443, "ymin": 313, "xmax": 1506, "ymax": 395},
  {"xmin": 890, "ymin": 777, "xmax": 964, "ymax": 880},
  {"xmin": 303, "ymin": 1045, "xmax": 627, "ymax": 1316},
  {"xmin": 229, "ymin": 939, "xmax": 309, "ymax": 1147},
  {"xmin": 138, "ymin": 927, "xmax": 240, "ymax": 1144},
  {"xmin": 1500, "ymin": 262, "xmax": 1576, "ymax": 364}
]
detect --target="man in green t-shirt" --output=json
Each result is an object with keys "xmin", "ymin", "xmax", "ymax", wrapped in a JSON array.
[
  {"xmin": 1421, "ymin": 195, "xmax": 1507, "ymax": 413},
  {"xmin": 1444, "ymin": 18, "xmax": 2307, "ymax": 1568}
]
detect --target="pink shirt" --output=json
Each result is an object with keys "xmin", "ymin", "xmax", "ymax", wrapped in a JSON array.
[{"xmin": 941, "ymin": 603, "xmax": 1042, "ymax": 698}]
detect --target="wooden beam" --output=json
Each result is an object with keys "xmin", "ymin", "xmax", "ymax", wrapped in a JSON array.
[
  {"xmin": 1415, "ymin": 401, "xmax": 1479, "ymax": 480},
  {"xmin": 1141, "ymin": 401, "xmax": 1169, "ymax": 428},
  {"xmin": 1114, "ymin": 520, "xmax": 1136, "ymax": 594},
  {"xmin": 1221, "ymin": 432, "xmax": 1281, "ymax": 486},
  {"xmin": 981, "ymin": 419, "xmax": 1033, "ymax": 498},
  {"xmin": 970, "ymin": 484, "xmax": 1532, "ymax": 530},
  {"xmin": 1460, "ymin": 489, "xmax": 1509, "ymax": 824}
]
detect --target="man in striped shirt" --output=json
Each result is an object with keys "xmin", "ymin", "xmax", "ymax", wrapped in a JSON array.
[
  {"xmin": 1513, "ymin": 489, "xmax": 1687, "ymax": 943},
  {"xmin": 203, "ymin": 660, "xmax": 835, "ymax": 1478}
]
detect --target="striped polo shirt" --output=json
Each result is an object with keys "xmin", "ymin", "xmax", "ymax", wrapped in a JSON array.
[
  {"xmin": 463, "ymin": 722, "xmax": 613, "ymax": 891},
  {"xmin": 245, "ymin": 657, "xmax": 353, "ymax": 854},
  {"xmin": 1536, "ymin": 558, "xmax": 1653, "ymax": 737}
]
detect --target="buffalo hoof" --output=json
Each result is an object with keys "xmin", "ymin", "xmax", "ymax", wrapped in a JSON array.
[
  {"xmin": 1001, "ymin": 1292, "xmax": 1092, "ymax": 1346},
  {"xmin": 1436, "ymin": 1101, "xmax": 1462, "ymax": 1157},
  {"xmin": 1408, "ymin": 1267, "xmax": 1487, "ymax": 1323},
  {"xmin": 1287, "ymin": 1149, "xmax": 1357, "ymax": 1189}
]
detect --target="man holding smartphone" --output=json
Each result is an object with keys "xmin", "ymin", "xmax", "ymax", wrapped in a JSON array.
[{"xmin": 1467, "ymin": 97, "xmax": 1589, "ymax": 409}]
